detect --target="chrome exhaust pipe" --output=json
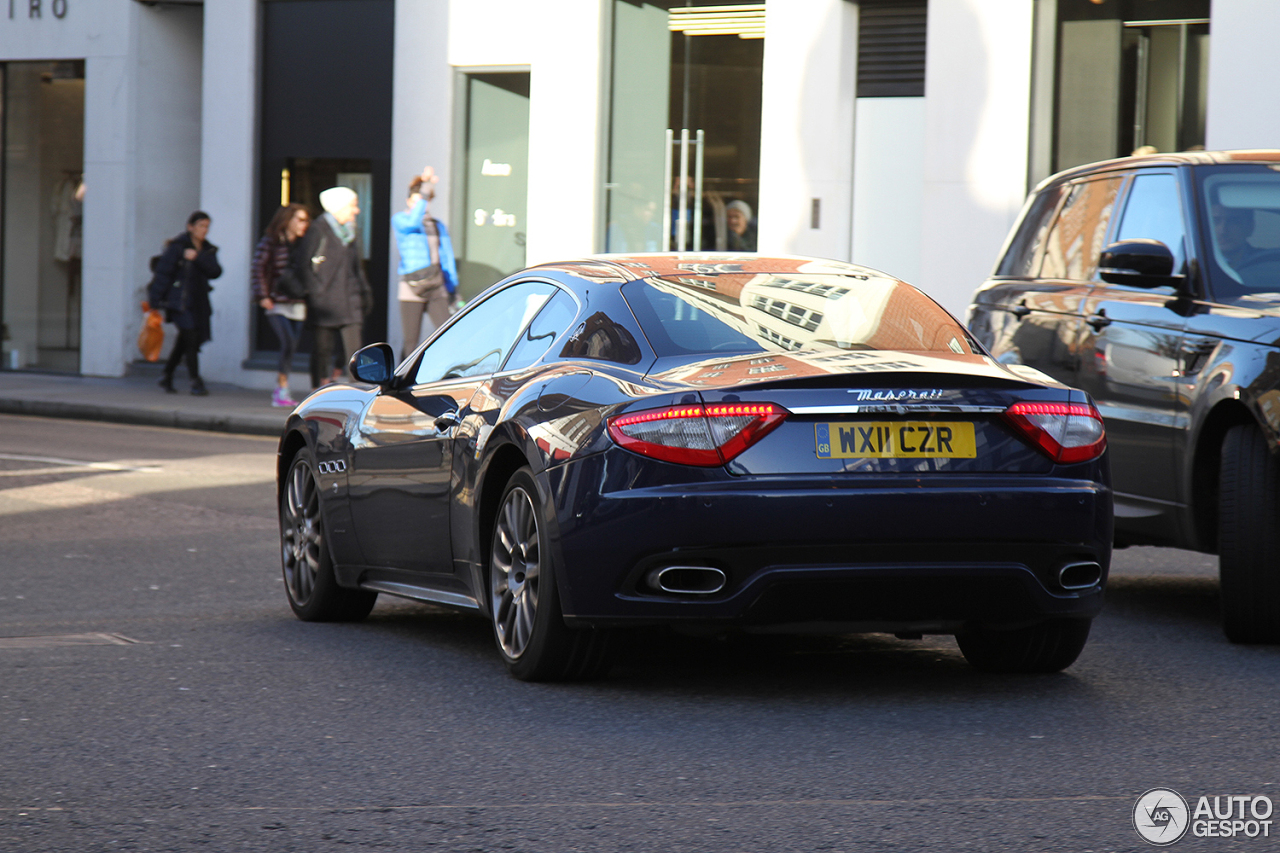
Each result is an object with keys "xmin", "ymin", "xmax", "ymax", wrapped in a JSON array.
[
  {"xmin": 1058, "ymin": 561, "xmax": 1102, "ymax": 590},
  {"xmin": 649, "ymin": 566, "xmax": 727, "ymax": 595}
]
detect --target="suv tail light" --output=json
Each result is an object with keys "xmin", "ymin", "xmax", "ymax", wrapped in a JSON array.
[
  {"xmin": 607, "ymin": 403, "xmax": 789, "ymax": 467},
  {"xmin": 1003, "ymin": 401, "xmax": 1106, "ymax": 464}
]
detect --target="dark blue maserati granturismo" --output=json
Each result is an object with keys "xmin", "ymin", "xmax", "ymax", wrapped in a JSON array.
[{"xmin": 277, "ymin": 254, "xmax": 1112, "ymax": 680}]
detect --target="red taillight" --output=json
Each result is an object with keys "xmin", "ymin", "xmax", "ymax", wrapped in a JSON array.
[
  {"xmin": 1003, "ymin": 401, "xmax": 1106, "ymax": 464},
  {"xmin": 607, "ymin": 402, "xmax": 789, "ymax": 467}
]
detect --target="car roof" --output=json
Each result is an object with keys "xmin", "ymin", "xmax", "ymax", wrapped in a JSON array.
[
  {"xmin": 522, "ymin": 253, "xmax": 888, "ymax": 284},
  {"xmin": 1034, "ymin": 149, "xmax": 1280, "ymax": 193}
]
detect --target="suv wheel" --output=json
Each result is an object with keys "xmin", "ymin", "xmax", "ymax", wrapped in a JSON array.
[{"xmin": 1219, "ymin": 423, "xmax": 1280, "ymax": 643}]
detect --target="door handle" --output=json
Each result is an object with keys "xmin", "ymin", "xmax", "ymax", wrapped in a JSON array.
[
  {"xmin": 1086, "ymin": 311, "xmax": 1112, "ymax": 331},
  {"xmin": 433, "ymin": 411, "xmax": 460, "ymax": 432},
  {"xmin": 1010, "ymin": 303, "xmax": 1031, "ymax": 319}
]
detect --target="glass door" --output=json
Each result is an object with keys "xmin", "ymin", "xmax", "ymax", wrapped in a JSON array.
[
  {"xmin": 1, "ymin": 60, "xmax": 85, "ymax": 373},
  {"xmin": 604, "ymin": 1, "xmax": 764, "ymax": 254},
  {"xmin": 456, "ymin": 72, "xmax": 530, "ymax": 301}
]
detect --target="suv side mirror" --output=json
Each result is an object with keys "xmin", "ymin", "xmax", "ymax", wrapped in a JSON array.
[
  {"xmin": 1098, "ymin": 239, "xmax": 1184, "ymax": 288},
  {"xmin": 349, "ymin": 343, "xmax": 397, "ymax": 387}
]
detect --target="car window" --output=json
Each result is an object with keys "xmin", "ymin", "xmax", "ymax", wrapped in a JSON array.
[
  {"xmin": 413, "ymin": 281, "xmax": 556, "ymax": 385},
  {"xmin": 1039, "ymin": 176, "xmax": 1123, "ymax": 281},
  {"xmin": 502, "ymin": 287, "xmax": 578, "ymax": 372},
  {"xmin": 996, "ymin": 183, "xmax": 1065, "ymax": 277},
  {"xmin": 1195, "ymin": 165, "xmax": 1280, "ymax": 299},
  {"xmin": 1114, "ymin": 173, "xmax": 1187, "ymax": 275}
]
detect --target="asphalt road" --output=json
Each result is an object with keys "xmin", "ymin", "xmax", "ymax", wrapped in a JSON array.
[{"xmin": 0, "ymin": 414, "xmax": 1276, "ymax": 852}]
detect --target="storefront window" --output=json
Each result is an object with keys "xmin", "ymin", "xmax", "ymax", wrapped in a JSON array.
[
  {"xmin": 604, "ymin": 1, "xmax": 764, "ymax": 255},
  {"xmin": 1, "ymin": 60, "xmax": 85, "ymax": 373}
]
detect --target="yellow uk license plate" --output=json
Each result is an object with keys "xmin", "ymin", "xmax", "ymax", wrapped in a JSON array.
[{"xmin": 815, "ymin": 421, "xmax": 977, "ymax": 459}]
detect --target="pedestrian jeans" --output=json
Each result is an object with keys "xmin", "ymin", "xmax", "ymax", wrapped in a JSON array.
[
  {"xmin": 310, "ymin": 323, "xmax": 363, "ymax": 388},
  {"xmin": 164, "ymin": 328, "xmax": 202, "ymax": 381},
  {"xmin": 266, "ymin": 313, "xmax": 304, "ymax": 376}
]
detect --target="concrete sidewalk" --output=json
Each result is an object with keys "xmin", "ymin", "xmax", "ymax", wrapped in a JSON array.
[{"xmin": 0, "ymin": 369, "xmax": 293, "ymax": 436}]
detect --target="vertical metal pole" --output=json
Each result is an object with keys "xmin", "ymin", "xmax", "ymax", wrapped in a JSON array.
[
  {"xmin": 662, "ymin": 129, "xmax": 674, "ymax": 252},
  {"xmin": 677, "ymin": 128, "xmax": 690, "ymax": 252},
  {"xmin": 693, "ymin": 129, "xmax": 704, "ymax": 254},
  {"xmin": 1134, "ymin": 32, "xmax": 1149, "ymax": 149}
]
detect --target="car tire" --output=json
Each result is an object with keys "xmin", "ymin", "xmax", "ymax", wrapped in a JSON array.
[
  {"xmin": 280, "ymin": 448, "xmax": 377, "ymax": 622},
  {"xmin": 956, "ymin": 619, "xmax": 1091, "ymax": 673},
  {"xmin": 488, "ymin": 467, "xmax": 611, "ymax": 681},
  {"xmin": 1219, "ymin": 422, "xmax": 1280, "ymax": 643}
]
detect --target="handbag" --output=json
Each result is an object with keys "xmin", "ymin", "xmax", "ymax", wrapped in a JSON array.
[
  {"xmin": 403, "ymin": 264, "xmax": 443, "ymax": 299},
  {"xmin": 274, "ymin": 264, "xmax": 307, "ymax": 300}
]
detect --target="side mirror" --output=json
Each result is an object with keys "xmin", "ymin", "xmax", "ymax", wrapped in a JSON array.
[
  {"xmin": 1098, "ymin": 239, "xmax": 1184, "ymax": 288},
  {"xmin": 349, "ymin": 343, "xmax": 397, "ymax": 387}
]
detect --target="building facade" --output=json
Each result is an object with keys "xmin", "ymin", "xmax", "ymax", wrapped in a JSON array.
[{"xmin": 1, "ymin": 0, "xmax": 1277, "ymax": 386}]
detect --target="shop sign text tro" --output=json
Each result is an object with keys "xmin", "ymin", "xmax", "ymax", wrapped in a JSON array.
[{"xmin": 9, "ymin": 0, "xmax": 68, "ymax": 19}]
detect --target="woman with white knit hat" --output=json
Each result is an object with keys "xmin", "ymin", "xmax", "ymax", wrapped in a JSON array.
[{"xmin": 296, "ymin": 186, "xmax": 373, "ymax": 388}]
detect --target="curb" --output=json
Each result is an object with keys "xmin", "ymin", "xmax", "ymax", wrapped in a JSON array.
[{"xmin": 0, "ymin": 398, "xmax": 284, "ymax": 437}]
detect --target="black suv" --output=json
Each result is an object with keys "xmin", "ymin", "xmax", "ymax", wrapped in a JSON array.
[{"xmin": 968, "ymin": 150, "xmax": 1280, "ymax": 644}]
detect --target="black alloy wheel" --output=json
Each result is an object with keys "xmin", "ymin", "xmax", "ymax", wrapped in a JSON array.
[
  {"xmin": 280, "ymin": 449, "xmax": 377, "ymax": 622},
  {"xmin": 1219, "ymin": 423, "xmax": 1280, "ymax": 643},
  {"xmin": 956, "ymin": 618, "xmax": 1092, "ymax": 673},
  {"xmin": 488, "ymin": 467, "xmax": 611, "ymax": 681}
]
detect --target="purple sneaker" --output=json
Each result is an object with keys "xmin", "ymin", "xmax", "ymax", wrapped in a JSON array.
[{"xmin": 271, "ymin": 387, "xmax": 297, "ymax": 408}]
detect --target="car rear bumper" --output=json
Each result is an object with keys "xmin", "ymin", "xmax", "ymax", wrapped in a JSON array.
[{"xmin": 545, "ymin": 452, "xmax": 1112, "ymax": 631}]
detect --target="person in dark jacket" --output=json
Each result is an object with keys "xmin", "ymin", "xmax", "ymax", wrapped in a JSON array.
[
  {"xmin": 298, "ymin": 187, "xmax": 372, "ymax": 388},
  {"xmin": 157, "ymin": 211, "xmax": 221, "ymax": 396},
  {"xmin": 251, "ymin": 203, "xmax": 310, "ymax": 406}
]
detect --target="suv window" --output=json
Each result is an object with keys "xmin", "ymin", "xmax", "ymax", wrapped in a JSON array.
[
  {"xmin": 1114, "ymin": 172, "xmax": 1187, "ymax": 275},
  {"xmin": 1039, "ymin": 176, "xmax": 1123, "ymax": 281},
  {"xmin": 996, "ymin": 183, "xmax": 1065, "ymax": 276},
  {"xmin": 413, "ymin": 282, "xmax": 555, "ymax": 384}
]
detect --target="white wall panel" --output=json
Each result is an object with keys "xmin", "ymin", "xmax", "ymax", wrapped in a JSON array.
[
  {"xmin": 919, "ymin": 0, "xmax": 1033, "ymax": 318},
  {"xmin": 851, "ymin": 97, "xmax": 925, "ymax": 286},
  {"xmin": 757, "ymin": 0, "xmax": 857, "ymax": 260},
  {"xmin": 390, "ymin": 0, "xmax": 452, "ymax": 356},
  {"xmin": 1206, "ymin": 0, "xmax": 1280, "ymax": 150},
  {"xmin": 198, "ymin": 0, "xmax": 257, "ymax": 383}
]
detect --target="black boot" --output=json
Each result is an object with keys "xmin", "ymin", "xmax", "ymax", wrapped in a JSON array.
[
  {"xmin": 190, "ymin": 378, "xmax": 209, "ymax": 397},
  {"xmin": 158, "ymin": 373, "xmax": 176, "ymax": 394}
]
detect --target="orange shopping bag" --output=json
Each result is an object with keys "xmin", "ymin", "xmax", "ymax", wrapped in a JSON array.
[{"xmin": 137, "ymin": 304, "xmax": 164, "ymax": 361}]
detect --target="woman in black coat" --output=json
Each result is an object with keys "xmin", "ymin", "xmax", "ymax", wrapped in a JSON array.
[{"xmin": 156, "ymin": 211, "xmax": 222, "ymax": 395}]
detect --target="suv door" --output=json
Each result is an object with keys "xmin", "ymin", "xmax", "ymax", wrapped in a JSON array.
[
  {"xmin": 1074, "ymin": 170, "xmax": 1191, "ymax": 538},
  {"xmin": 969, "ymin": 176, "xmax": 1123, "ymax": 387}
]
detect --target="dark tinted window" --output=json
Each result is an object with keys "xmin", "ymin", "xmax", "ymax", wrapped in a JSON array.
[
  {"xmin": 413, "ymin": 282, "xmax": 555, "ymax": 384},
  {"xmin": 623, "ymin": 274, "xmax": 974, "ymax": 357},
  {"xmin": 503, "ymin": 288, "xmax": 578, "ymax": 372},
  {"xmin": 1195, "ymin": 165, "xmax": 1280, "ymax": 299},
  {"xmin": 559, "ymin": 311, "xmax": 644, "ymax": 365},
  {"xmin": 1115, "ymin": 173, "xmax": 1186, "ymax": 274},
  {"xmin": 1039, "ymin": 176, "xmax": 1123, "ymax": 280},
  {"xmin": 996, "ymin": 184, "xmax": 1064, "ymax": 276}
]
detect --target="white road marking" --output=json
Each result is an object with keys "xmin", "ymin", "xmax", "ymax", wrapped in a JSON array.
[{"xmin": 0, "ymin": 453, "xmax": 162, "ymax": 473}]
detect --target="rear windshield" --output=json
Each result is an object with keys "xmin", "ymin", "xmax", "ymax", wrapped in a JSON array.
[{"xmin": 621, "ymin": 273, "xmax": 975, "ymax": 357}]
